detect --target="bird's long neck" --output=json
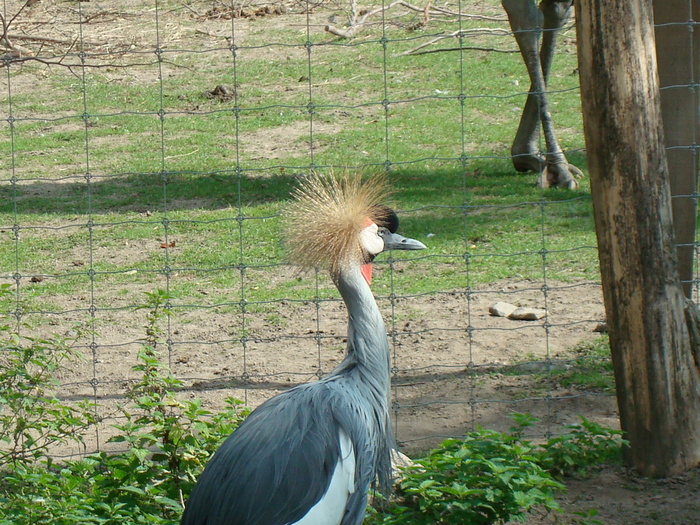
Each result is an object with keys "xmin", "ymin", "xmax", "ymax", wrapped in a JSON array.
[{"xmin": 333, "ymin": 264, "xmax": 391, "ymax": 394}]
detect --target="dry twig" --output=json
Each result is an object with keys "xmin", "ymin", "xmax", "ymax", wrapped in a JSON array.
[
  {"xmin": 396, "ymin": 27, "xmax": 514, "ymax": 56},
  {"xmin": 324, "ymin": 1, "xmax": 506, "ymax": 38},
  {"xmin": 1, "ymin": 17, "xmax": 33, "ymax": 56},
  {"xmin": 325, "ymin": 0, "xmax": 432, "ymax": 38}
]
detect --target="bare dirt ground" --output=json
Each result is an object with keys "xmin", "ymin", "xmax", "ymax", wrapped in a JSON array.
[{"xmin": 3, "ymin": 1, "xmax": 699, "ymax": 523}]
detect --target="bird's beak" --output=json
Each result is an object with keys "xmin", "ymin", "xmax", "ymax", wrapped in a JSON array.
[
  {"xmin": 383, "ymin": 232, "xmax": 427, "ymax": 251},
  {"xmin": 362, "ymin": 233, "xmax": 425, "ymax": 286}
]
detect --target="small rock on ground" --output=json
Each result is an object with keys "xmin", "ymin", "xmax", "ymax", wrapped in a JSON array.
[
  {"xmin": 489, "ymin": 301, "xmax": 518, "ymax": 317},
  {"xmin": 508, "ymin": 307, "xmax": 547, "ymax": 321}
]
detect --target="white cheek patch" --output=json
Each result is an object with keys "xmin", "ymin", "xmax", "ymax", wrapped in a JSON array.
[{"xmin": 359, "ymin": 222, "xmax": 384, "ymax": 256}]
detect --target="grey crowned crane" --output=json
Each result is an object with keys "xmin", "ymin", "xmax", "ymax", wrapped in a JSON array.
[{"xmin": 180, "ymin": 173, "xmax": 426, "ymax": 525}]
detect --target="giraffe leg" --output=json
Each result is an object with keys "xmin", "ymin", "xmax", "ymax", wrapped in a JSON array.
[
  {"xmin": 502, "ymin": 0, "xmax": 545, "ymax": 173},
  {"xmin": 502, "ymin": 0, "xmax": 581, "ymax": 188},
  {"xmin": 538, "ymin": 0, "xmax": 582, "ymax": 189}
]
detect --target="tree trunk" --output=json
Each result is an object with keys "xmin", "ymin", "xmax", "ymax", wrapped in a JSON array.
[
  {"xmin": 653, "ymin": 0, "xmax": 699, "ymax": 299},
  {"xmin": 575, "ymin": 0, "xmax": 700, "ymax": 476}
]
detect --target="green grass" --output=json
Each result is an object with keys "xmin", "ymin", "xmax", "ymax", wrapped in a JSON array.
[
  {"xmin": 552, "ymin": 335, "xmax": 615, "ymax": 392},
  {"xmin": 497, "ymin": 335, "xmax": 615, "ymax": 393},
  {"xmin": 0, "ymin": 3, "xmax": 593, "ymax": 319}
]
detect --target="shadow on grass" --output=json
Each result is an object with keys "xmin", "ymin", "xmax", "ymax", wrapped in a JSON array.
[{"xmin": 0, "ymin": 154, "xmax": 591, "ymax": 218}]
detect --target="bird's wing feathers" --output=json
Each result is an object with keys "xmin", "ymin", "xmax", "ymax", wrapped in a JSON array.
[
  {"xmin": 180, "ymin": 382, "xmax": 364, "ymax": 525},
  {"xmin": 293, "ymin": 427, "xmax": 356, "ymax": 525},
  {"xmin": 326, "ymin": 379, "xmax": 394, "ymax": 525}
]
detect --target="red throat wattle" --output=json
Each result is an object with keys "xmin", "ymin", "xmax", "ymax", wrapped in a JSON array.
[
  {"xmin": 361, "ymin": 263, "xmax": 373, "ymax": 285},
  {"xmin": 360, "ymin": 216, "xmax": 376, "ymax": 285}
]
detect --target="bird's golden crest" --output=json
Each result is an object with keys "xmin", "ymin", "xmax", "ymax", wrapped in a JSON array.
[{"xmin": 284, "ymin": 172, "xmax": 390, "ymax": 276}]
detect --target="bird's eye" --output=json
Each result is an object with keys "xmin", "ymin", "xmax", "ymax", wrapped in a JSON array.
[{"xmin": 377, "ymin": 227, "xmax": 390, "ymax": 239}]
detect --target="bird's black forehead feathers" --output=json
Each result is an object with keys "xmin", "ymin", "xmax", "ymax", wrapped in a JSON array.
[{"xmin": 370, "ymin": 205, "xmax": 399, "ymax": 233}]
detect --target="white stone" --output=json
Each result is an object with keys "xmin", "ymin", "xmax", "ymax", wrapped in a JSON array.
[
  {"xmin": 489, "ymin": 302, "xmax": 517, "ymax": 317},
  {"xmin": 508, "ymin": 307, "xmax": 547, "ymax": 321}
]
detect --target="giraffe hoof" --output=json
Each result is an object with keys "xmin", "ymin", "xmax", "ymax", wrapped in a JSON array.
[
  {"xmin": 512, "ymin": 154, "xmax": 545, "ymax": 174},
  {"xmin": 539, "ymin": 163, "xmax": 583, "ymax": 189}
]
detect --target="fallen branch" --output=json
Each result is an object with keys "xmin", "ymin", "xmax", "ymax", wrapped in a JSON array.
[
  {"xmin": 6, "ymin": 33, "xmax": 105, "ymax": 47},
  {"xmin": 325, "ymin": 0, "xmax": 432, "ymax": 38},
  {"xmin": 0, "ymin": 12, "xmax": 33, "ymax": 57},
  {"xmin": 324, "ymin": 1, "xmax": 508, "ymax": 39},
  {"xmin": 402, "ymin": 45, "xmax": 519, "ymax": 56},
  {"xmin": 396, "ymin": 27, "xmax": 513, "ymax": 56},
  {"xmin": 429, "ymin": 7, "xmax": 506, "ymax": 21}
]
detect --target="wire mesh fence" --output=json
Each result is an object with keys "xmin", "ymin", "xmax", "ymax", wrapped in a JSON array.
[{"xmin": 1, "ymin": 0, "xmax": 692, "ymax": 460}]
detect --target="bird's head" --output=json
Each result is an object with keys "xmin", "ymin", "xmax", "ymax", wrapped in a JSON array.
[{"xmin": 284, "ymin": 172, "xmax": 426, "ymax": 285}]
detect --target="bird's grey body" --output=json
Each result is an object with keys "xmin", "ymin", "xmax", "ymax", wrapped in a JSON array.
[{"xmin": 180, "ymin": 174, "xmax": 425, "ymax": 525}]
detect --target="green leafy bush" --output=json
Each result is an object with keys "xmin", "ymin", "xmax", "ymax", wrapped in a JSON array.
[
  {"xmin": 0, "ymin": 284, "xmax": 95, "ymax": 467},
  {"xmin": 368, "ymin": 427, "xmax": 565, "ymax": 524},
  {"xmin": 365, "ymin": 414, "xmax": 627, "ymax": 525},
  {"xmin": 540, "ymin": 416, "xmax": 628, "ymax": 477},
  {"xmin": 0, "ymin": 290, "xmax": 248, "ymax": 525}
]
